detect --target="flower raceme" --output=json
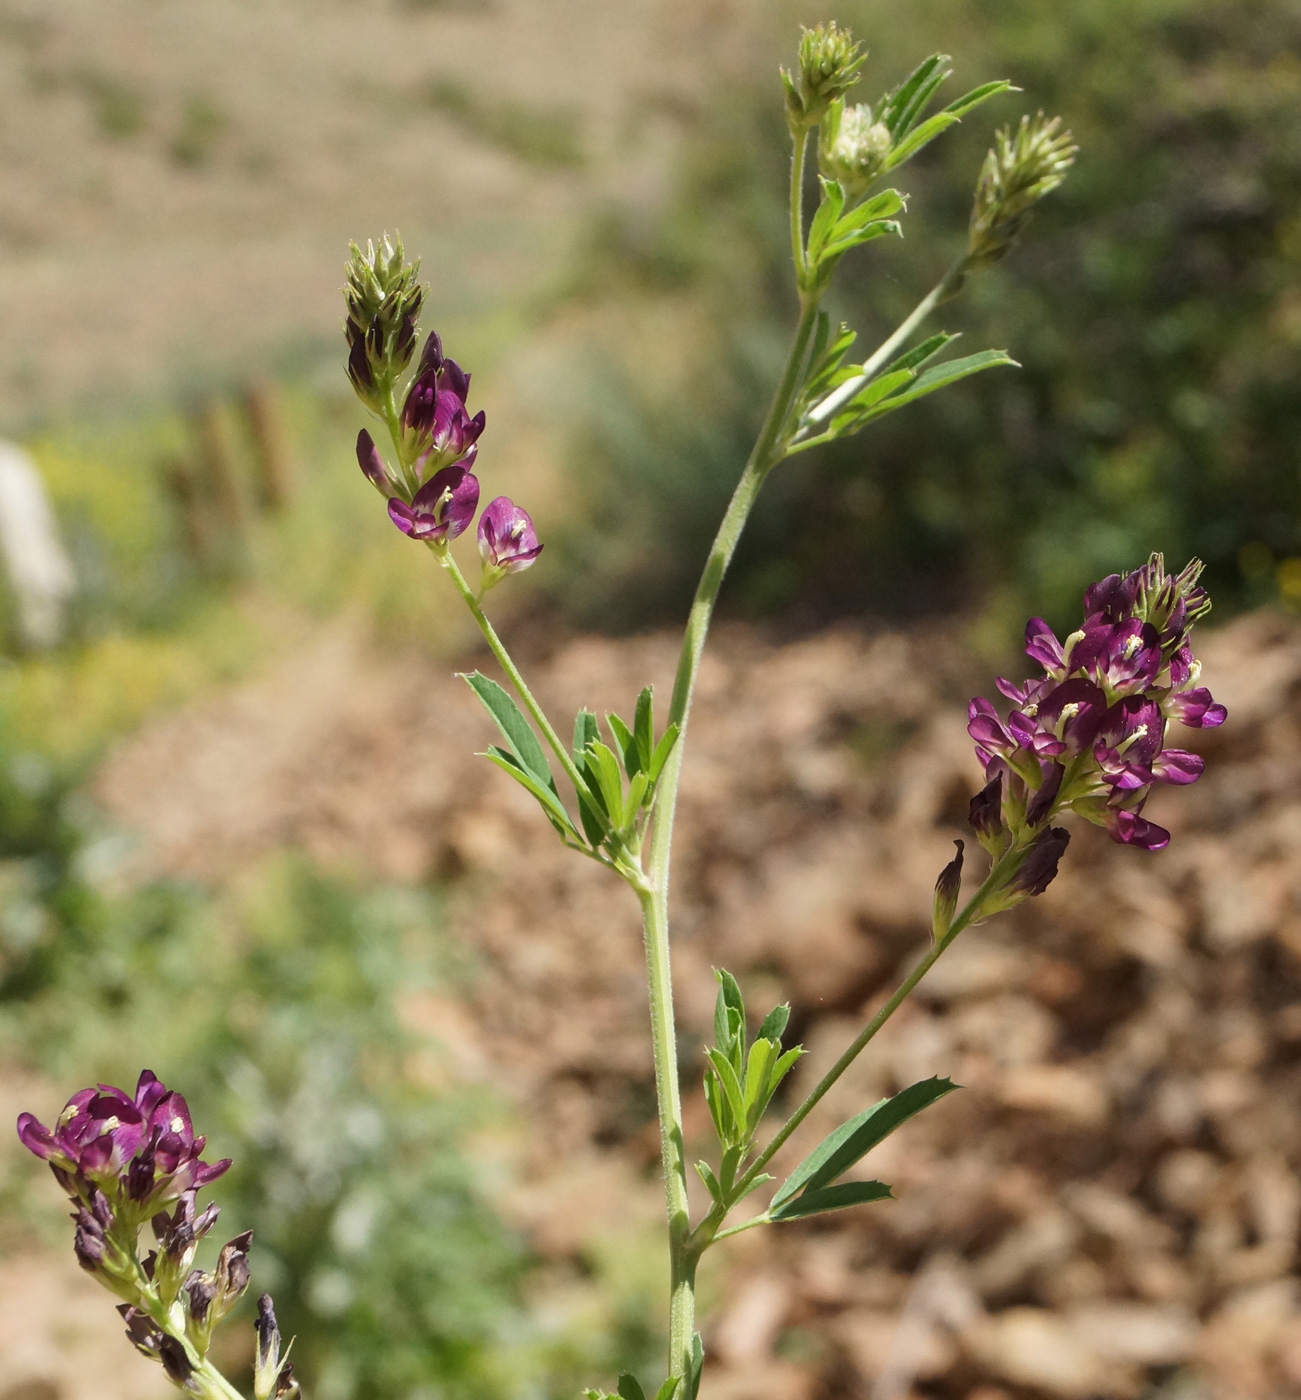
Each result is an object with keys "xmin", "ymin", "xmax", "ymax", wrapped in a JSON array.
[
  {"xmin": 345, "ymin": 248, "xmax": 543, "ymax": 589},
  {"xmin": 967, "ymin": 555, "xmax": 1225, "ymax": 867},
  {"xmin": 16, "ymin": 1072, "xmax": 295, "ymax": 1397},
  {"xmin": 17, "ymin": 1070, "xmax": 230, "ymax": 1217}
]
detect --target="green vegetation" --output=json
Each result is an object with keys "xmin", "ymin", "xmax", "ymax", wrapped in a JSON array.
[{"xmin": 542, "ymin": 0, "xmax": 1301, "ymax": 635}]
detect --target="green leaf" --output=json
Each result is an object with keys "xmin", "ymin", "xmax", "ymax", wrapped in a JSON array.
[
  {"xmin": 573, "ymin": 708, "xmax": 599, "ymax": 762},
  {"xmin": 705, "ymin": 1048, "xmax": 747, "ymax": 1133},
  {"xmin": 688, "ymin": 1335, "xmax": 704, "ymax": 1400},
  {"xmin": 607, "ymin": 711, "xmax": 640, "ymax": 776},
  {"xmin": 886, "ymin": 81, "xmax": 1014, "ymax": 171},
  {"xmin": 571, "ymin": 710, "xmax": 608, "ymax": 845},
  {"xmin": 648, "ymin": 724, "xmax": 681, "ymax": 785},
  {"xmin": 770, "ymin": 1179, "xmax": 894, "ymax": 1221},
  {"xmin": 841, "ymin": 350, "xmax": 1017, "ymax": 431},
  {"xmin": 882, "ymin": 331, "xmax": 960, "ymax": 377},
  {"xmin": 584, "ymin": 740, "xmax": 626, "ymax": 827},
  {"xmin": 830, "ymin": 189, "xmax": 906, "ymax": 239},
  {"xmin": 714, "ymin": 969, "xmax": 746, "ymax": 1059},
  {"xmin": 841, "ymin": 367, "xmax": 916, "ymax": 413},
  {"xmin": 806, "ymin": 177, "xmax": 846, "ymax": 265},
  {"xmin": 769, "ymin": 1045, "xmax": 805, "ymax": 1095},
  {"xmin": 464, "ymin": 673, "xmax": 554, "ymax": 789},
  {"xmin": 757, "ymin": 1003, "xmax": 790, "ymax": 1042},
  {"xmin": 881, "ymin": 54, "xmax": 952, "ymax": 137},
  {"xmin": 618, "ymin": 1374, "xmax": 647, "ymax": 1400},
  {"xmin": 634, "ymin": 686, "xmax": 655, "ymax": 771},
  {"xmin": 732, "ymin": 1172, "xmax": 774, "ymax": 1205},
  {"xmin": 695, "ymin": 1159, "xmax": 723, "ymax": 1204},
  {"xmin": 742, "ymin": 1037, "xmax": 778, "ymax": 1128},
  {"xmin": 771, "ymin": 1077, "xmax": 957, "ymax": 1210},
  {"xmin": 654, "ymin": 1380, "xmax": 681, "ymax": 1400},
  {"xmin": 484, "ymin": 749, "xmax": 581, "ymax": 841},
  {"xmin": 819, "ymin": 218, "xmax": 903, "ymax": 262},
  {"xmin": 624, "ymin": 771, "xmax": 650, "ymax": 823},
  {"xmin": 885, "ymin": 112, "xmax": 961, "ymax": 169},
  {"xmin": 941, "ymin": 79, "xmax": 1015, "ymax": 121}
]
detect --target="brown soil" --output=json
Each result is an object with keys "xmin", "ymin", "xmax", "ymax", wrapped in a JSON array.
[{"xmin": 76, "ymin": 608, "xmax": 1301, "ymax": 1400}]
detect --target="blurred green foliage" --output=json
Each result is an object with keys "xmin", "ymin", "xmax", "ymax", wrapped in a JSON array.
[
  {"xmin": 0, "ymin": 742, "xmax": 528, "ymax": 1400},
  {"xmin": 544, "ymin": 0, "xmax": 1301, "ymax": 635}
]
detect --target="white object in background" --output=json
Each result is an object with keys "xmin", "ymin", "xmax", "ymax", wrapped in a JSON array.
[{"xmin": 0, "ymin": 441, "xmax": 76, "ymax": 648}]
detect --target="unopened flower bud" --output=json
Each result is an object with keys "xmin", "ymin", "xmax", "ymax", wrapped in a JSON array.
[
  {"xmin": 343, "ymin": 234, "xmax": 425, "ymax": 409},
  {"xmin": 478, "ymin": 496, "xmax": 543, "ymax": 589},
  {"xmin": 254, "ymin": 1294, "xmax": 283, "ymax": 1400},
  {"xmin": 1010, "ymin": 825, "xmax": 1070, "ymax": 897},
  {"xmin": 1024, "ymin": 762, "xmax": 1063, "ymax": 827},
  {"xmin": 968, "ymin": 774, "xmax": 1005, "ymax": 851},
  {"xmin": 213, "ymin": 1231, "xmax": 253, "ymax": 1323},
  {"xmin": 931, "ymin": 839, "xmax": 964, "ymax": 940},
  {"xmin": 356, "ymin": 430, "xmax": 392, "ymax": 497},
  {"xmin": 967, "ymin": 113, "xmax": 1077, "ymax": 270},
  {"xmin": 782, "ymin": 22, "xmax": 866, "ymax": 129},
  {"xmin": 158, "ymin": 1335, "xmax": 195, "ymax": 1386},
  {"xmin": 819, "ymin": 101, "xmax": 893, "ymax": 196}
]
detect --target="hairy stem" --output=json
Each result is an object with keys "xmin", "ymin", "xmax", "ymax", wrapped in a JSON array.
[
  {"xmin": 639, "ymin": 291, "xmax": 821, "ymax": 1378},
  {"xmin": 790, "ymin": 126, "xmax": 810, "ymax": 284}
]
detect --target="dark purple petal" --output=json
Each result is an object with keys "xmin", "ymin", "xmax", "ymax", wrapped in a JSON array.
[
  {"xmin": 134, "ymin": 1071, "xmax": 168, "ymax": 1118},
  {"xmin": 1153, "ymin": 749, "xmax": 1204, "ymax": 784},
  {"xmin": 356, "ymin": 430, "xmax": 389, "ymax": 491},
  {"xmin": 1026, "ymin": 761, "xmax": 1064, "ymax": 826},
  {"xmin": 1024, "ymin": 618, "xmax": 1065, "ymax": 672},
  {"xmin": 16, "ymin": 1113, "xmax": 67, "ymax": 1163},
  {"xmin": 1011, "ymin": 826, "xmax": 1071, "ymax": 896},
  {"xmin": 1037, "ymin": 678, "xmax": 1108, "ymax": 752},
  {"xmin": 418, "ymin": 330, "xmax": 444, "ymax": 374},
  {"xmin": 1107, "ymin": 810, "xmax": 1170, "ymax": 850},
  {"xmin": 1083, "ymin": 571, "xmax": 1139, "ymax": 622},
  {"xmin": 478, "ymin": 496, "xmax": 543, "ymax": 574},
  {"xmin": 968, "ymin": 774, "xmax": 1004, "ymax": 839},
  {"xmin": 1165, "ymin": 686, "xmax": 1226, "ymax": 728},
  {"xmin": 439, "ymin": 357, "xmax": 470, "ymax": 402},
  {"xmin": 387, "ymin": 499, "xmax": 421, "ymax": 537}
]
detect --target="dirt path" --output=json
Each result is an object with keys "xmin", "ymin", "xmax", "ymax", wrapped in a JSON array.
[{"xmin": 76, "ymin": 610, "xmax": 1301, "ymax": 1400}]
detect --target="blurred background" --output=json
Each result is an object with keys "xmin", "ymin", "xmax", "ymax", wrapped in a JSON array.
[{"xmin": 0, "ymin": 2, "xmax": 1299, "ymax": 1399}]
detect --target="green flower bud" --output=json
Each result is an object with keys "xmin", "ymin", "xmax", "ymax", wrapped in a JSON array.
[
  {"xmin": 781, "ymin": 21, "xmax": 866, "ymax": 130},
  {"xmin": 931, "ymin": 839, "xmax": 964, "ymax": 940},
  {"xmin": 343, "ymin": 233, "xmax": 425, "ymax": 410},
  {"xmin": 967, "ymin": 113, "xmax": 1077, "ymax": 271},
  {"xmin": 818, "ymin": 100, "xmax": 893, "ymax": 197}
]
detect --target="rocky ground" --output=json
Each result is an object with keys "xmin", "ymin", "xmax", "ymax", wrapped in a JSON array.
[{"xmin": 70, "ymin": 606, "xmax": 1301, "ymax": 1400}]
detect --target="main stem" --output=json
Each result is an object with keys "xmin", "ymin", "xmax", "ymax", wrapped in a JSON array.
[{"xmin": 641, "ymin": 292, "xmax": 821, "ymax": 1381}]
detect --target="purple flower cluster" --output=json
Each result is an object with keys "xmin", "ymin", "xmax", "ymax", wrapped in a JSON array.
[
  {"xmin": 354, "ymin": 328, "xmax": 542, "ymax": 584},
  {"xmin": 17, "ymin": 1070, "xmax": 230, "ymax": 1227},
  {"xmin": 17, "ymin": 1072, "xmax": 274, "ymax": 1388},
  {"xmin": 968, "ymin": 555, "xmax": 1225, "ymax": 855}
]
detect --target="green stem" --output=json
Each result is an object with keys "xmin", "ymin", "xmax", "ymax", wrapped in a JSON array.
[
  {"xmin": 438, "ymin": 548, "xmax": 597, "ymax": 814},
  {"xmin": 790, "ymin": 126, "xmax": 810, "ymax": 284},
  {"xmin": 732, "ymin": 842, "xmax": 1022, "ymax": 1199},
  {"xmin": 802, "ymin": 253, "xmax": 967, "ymax": 430},
  {"xmin": 638, "ymin": 292, "xmax": 821, "ymax": 1378},
  {"xmin": 638, "ymin": 886, "xmax": 699, "ymax": 1381}
]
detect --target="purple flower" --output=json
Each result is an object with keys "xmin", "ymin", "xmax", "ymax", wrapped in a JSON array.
[
  {"xmin": 388, "ymin": 465, "xmax": 480, "ymax": 543},
  {"xmin": 478, "ymin": 496, "xmax": 543, "ymax": 583},
  {"xmin": 16, "ymin": 1070, "xmax": 230, "ymax": 1214},
  {"xmin": 400, "ymin": 338, "xmax": 485, "ymax": 478},
  {"xmin": 966, "ymin": 554, "xmax": 1223, "ymax": 865}
]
